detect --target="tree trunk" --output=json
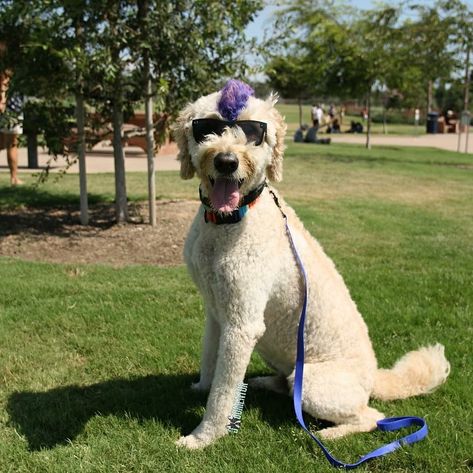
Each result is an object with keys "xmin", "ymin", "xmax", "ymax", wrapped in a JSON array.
[
  {"xmin": 75, "ymin": 92, "xmax": 88, "ymax": 225},
  {"xmin": 427, "ymin": 80, "xmax": 433, "ymax": 113},
  {"xmin": 144, "ymin": 54, "xmax": 156, "ymax": 226},
  {"xmin": 138, "ymin": 0, "xmax": 155, "ymax": 225},
  {"xmin": 365, "ymin": 90, "xmax": 372, "ymax": 149},
  {"xmin": 112, "ymin": 94, "xmax": 128, "ymax": 223},
  {"xmin": 382, "ymin": 105, "xmax": 387, "ymax": 135},
  {"xmin": 382, "ymin": 93, "xmax": 388, "ymax": 135},
  {"xmin": 298, "ymin": 97, "xmax": 302, "ymax": 127},
  {"xmin": 73, "ymin": 18, "xmax": 88, "ymax": 225},
  {"xmin": 463, "ymin": 47, "xmax": 470, "ymax": 154}
]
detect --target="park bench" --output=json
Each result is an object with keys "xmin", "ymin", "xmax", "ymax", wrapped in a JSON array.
[
  {"xmin": 437, "ymin": 115, "xmax": 457, "ymax": 134},
  {"xmin": 25, "ymin": 111, "xmax": 171, "ymax": 168}
]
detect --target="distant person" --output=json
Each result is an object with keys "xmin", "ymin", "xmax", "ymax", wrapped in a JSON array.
[
  {"xmin": 445, "ymin": 110, "xmax": 454, "ymax": 125},
  {"xmin": 311, "ymin": 104, "xmax": 318, "ymax": 127},
  {"xmin": 304, "ymin": 126, "xmax": 331, "ymax": 144},
  {"xmin": 304, "ymin": 125, "xmax": 318, "ymax": 143},
  {"xmin": 347, "ymin": 121, "xmax": 363, "ymax": 134},
  {"xmin": 328, "ymin": 104, "xmax": 335, "ymax": 121},
  {"xmin": 414, "ymin": 108, "xmax": 420, "ymax": 127},
  {"xmin": 315, "ymin": 104, "xmax": 324, "ymax": 126},
  {"xmin": 327, "ymin": 118, "xmax": 341, "ymax": 134},
  {"xmin": 340, "ymin": 105, "xmax": 346, "ymax": 125},
  {"xmin": 0, "ymin": 41, "xmax": 23, "ymax": 186},
  {"xmin": 294, "ymin": 124, "xmax": 307, "ymax": 142}
]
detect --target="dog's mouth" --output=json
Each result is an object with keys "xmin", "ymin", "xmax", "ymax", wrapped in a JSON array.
[{"xmin": 208, "ymin": 177, "xmax": 244, "ymax": 213}]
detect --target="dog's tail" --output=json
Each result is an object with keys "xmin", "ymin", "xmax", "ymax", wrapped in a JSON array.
[{"xmin": 371, "ymin": 343, "xmax": 450, "ymax": 401}]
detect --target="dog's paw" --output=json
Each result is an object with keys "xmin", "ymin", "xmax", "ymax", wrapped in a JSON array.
[
  {"xmin": 191, "ymin": 381, "xmax": 210, "ymax": 392},
  {"xmin": 317, "ymin": 426, "xmax": 347, "ymax": 440},
  {"xmin": 175, "ymin": 421, "xmax": 228, "ymax": 449},
  {"xmin": 175, "ymin": 433, "xmax": 213, "ymax": 450}
]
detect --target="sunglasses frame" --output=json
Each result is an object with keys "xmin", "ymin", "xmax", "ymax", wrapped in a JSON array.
[{"xmin": 192, "ymin": 118, "xmax": 267, "ymax": 146}]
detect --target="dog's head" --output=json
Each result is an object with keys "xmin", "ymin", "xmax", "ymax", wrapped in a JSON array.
[{"xmin": 172, "ymin": 80, "xmax": 286, "ymax": 213}]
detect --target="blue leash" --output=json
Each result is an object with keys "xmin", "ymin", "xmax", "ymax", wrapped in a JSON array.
[{"xmin": 270, "ymin": 189, "xmax": 428, "ymax": 469}]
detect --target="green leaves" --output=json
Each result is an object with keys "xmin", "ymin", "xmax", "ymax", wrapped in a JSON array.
[
  {"xmin": 1, "ymin": 0, "xmax": 262, "ymax": 155},
  {"xmin": 264, "ymin": 0, "xmax": 472, "ymax": 112}
]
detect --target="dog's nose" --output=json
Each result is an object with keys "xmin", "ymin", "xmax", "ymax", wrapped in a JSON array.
[{"xmin": 214, "ymin": 152, "xmax": 239, "ymax": 175}]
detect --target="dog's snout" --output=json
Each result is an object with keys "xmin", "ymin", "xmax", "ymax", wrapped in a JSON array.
[{"xmin": 214, "ymin": 152, "xmax": 239, "ymax": 175}]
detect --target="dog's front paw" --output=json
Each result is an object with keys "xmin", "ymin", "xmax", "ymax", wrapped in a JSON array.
[
  {"xmin": 175, "ymin": 421, "xmax": 228, "ymax": 449},
  {"xmin": 175, "ymin": 433, "xmax": 215, "ymax": 450}
]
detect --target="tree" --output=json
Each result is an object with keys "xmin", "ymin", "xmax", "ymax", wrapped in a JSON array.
[
  {"xmin": 445, "ymin": 0, "xmax": 473, "ymax": 153},
  {"xmin": 130, "ymin": 0, "xmax": 262, "ymax": 224},
  {"xmin": 0, "ymin": 0, "xmax": 92, "ymax": 223},
  {"xmin": 266, "ymin": 56, "xmax": 311, "ymax": 127},
  {"xmin": 401, "ymin": 1, "xmax": 457, "ymax": 114},
  {"xmin": 137, "ymin": 0, "xmax": 156, "ymax": 226},
  {"xmin": 266, "ymin": 1, "xmax": 401, "ymax": 148},
  {"xmin": 351, "ymin": 6, "xmax": 402, "ymax": 148},
  {"xmin": 1, "ymin": 0, "xmax": 262, "ymax": 224}
]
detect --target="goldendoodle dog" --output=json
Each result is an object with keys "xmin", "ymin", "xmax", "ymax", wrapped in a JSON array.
[{"xmin": 172, "ymin": 80, "xmax": 450, "ymax": 449}]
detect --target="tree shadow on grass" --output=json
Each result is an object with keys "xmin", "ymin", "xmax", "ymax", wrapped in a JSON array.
[
  {"xmin": 0, "ymin": 184, "xmax": 146, "ymax": 237},
  {"xmin": 0, "ymin": 205, "xmax": 119, "ymax": 238},
  {"xmin": 0, "ymin": 185, "xmax": 118, "ymax": 236},
  {"xmin": 0, "ymin": 183, "xmax": 107, "ymax": 209},
  {"xmin": 7, "ymin": 373, "xmax": 321, "ymax": 451}
]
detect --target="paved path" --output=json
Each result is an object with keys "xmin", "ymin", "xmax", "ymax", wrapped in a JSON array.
[
  {"xmin": 2, "ymin": 132, "xmax": 472, "ymax": 176},
  {"xmin": 0, "ymin": 141, "xmax": 181, "ymax": 175},
  {"xmin": 329, "ymin": 131, "xmax": 473, "ymax": 153}
]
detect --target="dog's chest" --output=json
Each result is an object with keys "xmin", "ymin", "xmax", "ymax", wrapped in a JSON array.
[
  {"xmin": 184, "ymin": 208, "xmax": 283, "ymax": 309},
  {"xmin": 185, "ymin": 220, "xmax": 246, "ymax": 290}
]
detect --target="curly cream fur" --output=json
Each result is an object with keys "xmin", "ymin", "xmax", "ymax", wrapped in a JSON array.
[{"xmin": 173, "ymin": 90, "xmax": 450, "ymax": 449}]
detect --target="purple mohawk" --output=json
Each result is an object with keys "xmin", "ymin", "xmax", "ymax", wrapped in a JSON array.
[{"xmin": 217, "ymin": 79, "xmax": 254, "ymax": 122}]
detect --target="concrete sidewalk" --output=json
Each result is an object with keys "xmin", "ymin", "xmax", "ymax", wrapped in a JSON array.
[
  {"xmin": 329, "ymin": 131, "xmax": 473, "ymax": 153},
  {"xmin": 0, "ymin": 140, "xmax": 181, "ymax": 174}
]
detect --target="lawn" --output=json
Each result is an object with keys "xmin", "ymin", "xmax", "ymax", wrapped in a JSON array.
[{"xmin": 1, "ymin": 143, "xmax": 472, "ymax": 472}]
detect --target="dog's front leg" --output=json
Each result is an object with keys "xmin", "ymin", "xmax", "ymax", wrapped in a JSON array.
[
  {"xmin": 176, "ymin": 320, "xmax": 264, "ymax": 449},
  {"xmin": 192, "ymin": 308, "xmax": 220, "ymax": 392}
]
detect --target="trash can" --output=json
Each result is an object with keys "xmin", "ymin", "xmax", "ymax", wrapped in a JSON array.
[{"xmin": 426, "ymin": 112, "xmax": 439, "ymax": 134}]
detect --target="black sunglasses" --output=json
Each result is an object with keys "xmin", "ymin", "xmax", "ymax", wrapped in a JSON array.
[{"xmin": 192, "ymin": 118, "xmax": 267, "ymax": 146}]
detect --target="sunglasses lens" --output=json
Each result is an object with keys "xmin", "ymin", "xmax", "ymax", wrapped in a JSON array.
[
  {"xmin": 192, "ymin": 119, "xmax": 227, "ymax": 143},
  {"xmin": 192, "ymin": 119, "xmax": 266, "ymax": 145},
  {"xmin": 238, "ymin": 121, "xmax": 265, "ymax": 145}
]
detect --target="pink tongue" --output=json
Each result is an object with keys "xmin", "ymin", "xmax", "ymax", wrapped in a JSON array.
[{"xmin": 210, "ymin": 178, "xmax": 241, "ymax": 213}]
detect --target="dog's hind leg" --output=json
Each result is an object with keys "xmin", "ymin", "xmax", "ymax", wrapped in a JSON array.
[
  {"xmin": 287, "ymin": 361, "xmax": 384, "ymax": 440},
  {"xmin": 248, "ymin": 375, "xmax": 289, "ymax": 395}
]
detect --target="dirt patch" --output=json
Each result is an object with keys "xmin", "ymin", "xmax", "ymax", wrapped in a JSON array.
[{"xmin": 0, "ymin": 200, "xmax": 200, "ymax": 267}]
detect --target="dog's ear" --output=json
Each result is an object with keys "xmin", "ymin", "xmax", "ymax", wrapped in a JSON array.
[
  {"xmin": 266, "ymin": 94, "xmax": 287, "ymax": 182},
  {"xmin": 172, "ymin": 106, "xmax": 195, "ymax": 180}
]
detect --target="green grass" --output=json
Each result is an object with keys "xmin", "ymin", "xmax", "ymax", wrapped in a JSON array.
[
  {"xmin": 1, "ymin": 143, "xmax": 473, "ymax": 472},
  {"xmin": 0, "ymin": 171, "xmax": 196, "ymax": 209}
]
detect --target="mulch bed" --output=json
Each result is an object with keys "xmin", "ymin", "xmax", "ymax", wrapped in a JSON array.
[{"xmin": 0, "ymin": 200, "xmax": 200, "ymax": 267}]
